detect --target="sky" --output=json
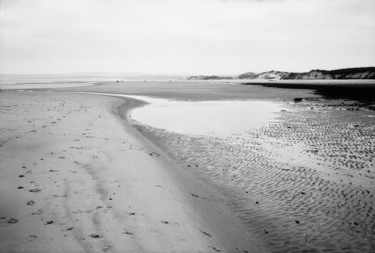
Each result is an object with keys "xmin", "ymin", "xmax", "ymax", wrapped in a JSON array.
[{"xmin": 0, "ymin": 0, "xmax": 374, "ymax": 75}]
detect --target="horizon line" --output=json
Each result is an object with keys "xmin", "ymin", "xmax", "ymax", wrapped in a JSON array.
[{"xmin": 1, "ymin": 66, "xmax": 375, "ymax": 77}]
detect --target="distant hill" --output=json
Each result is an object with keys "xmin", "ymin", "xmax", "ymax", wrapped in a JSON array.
[
  {"xmin": 187, "ymin": 75, "xmax": 234, "ymax": 80},
  {"xmin": 238, "ymin": 72, "xmax": 257, "ymax": 79},
  {"xmin": 281, "ymin": 67, "xmax": 375, "ymax": 80},
  {"xmin": 241, "ymin": 70, "xmax": 290, "ymax": 80},
  {"xmin": 187, "ymin": 67, "xmax": 375, "ymax": 80}
]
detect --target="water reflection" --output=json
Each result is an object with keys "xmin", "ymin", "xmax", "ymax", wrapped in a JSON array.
[{"xmin": 130, "ymin": 98, "xmax": 282, "ymax": 136}]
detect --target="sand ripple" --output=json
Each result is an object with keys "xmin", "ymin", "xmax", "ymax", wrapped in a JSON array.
[{"xmin": 134, "ymin": 100, "xmax": 375, "ymax": 252}]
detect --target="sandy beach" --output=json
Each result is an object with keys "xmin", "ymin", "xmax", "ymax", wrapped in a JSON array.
[
  {"xmin": 1, "ymin": 80, "xmax": 375, "ymax": 252},
  {"xmin": 2, "ymin": 0, "xmax": 375, "ymax": 251},
  {"xmin": 0, "ymin": 89, "xmax": 266, "ymax": 253}
]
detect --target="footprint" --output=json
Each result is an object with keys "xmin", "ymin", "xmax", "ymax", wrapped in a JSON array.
[
  {"xmin": 209, "ymin": 246, "xmax": 221, "ymax": 252},
  {"xmin": 29, "ymin": 189, "xmax": 41, "ymax": 193},
  {"xmin": 90, "ymin": 233, "xmax": 102, "ymax": 239},
  {"xmin": 7, "ymin": 218, "xmax": 18, "ymax": 224},
  {"xmin": 149, "ymin": 152, "xmax": 160, "ymax": 157},
  {"xmin": 200, "ymin": 230, "xmax": 212, "ymax": 237},
  {"xmin": 191, "ymin": 193, "xmax": 200, "ymax": 198},
  {"xmin": 122, "ymin": 230, "xmax": 133, "ymax": 235}
]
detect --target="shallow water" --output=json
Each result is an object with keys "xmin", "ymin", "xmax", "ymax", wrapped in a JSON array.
[{"xmin": 130, "ymin": 98, "xmax": 283, "ymax": 136}]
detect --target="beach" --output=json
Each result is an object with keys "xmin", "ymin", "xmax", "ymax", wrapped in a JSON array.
[
  {"xmin": 1, "ymin": 80, "xmax": 375, "ymax": 252},
  {"xmin": 135, "ymin": 96, "xmax": 375, "ymax": 252},
  {"xmin": 0, "ymin": 89, "xmax": 265, "ymax": 253},
  {"xmin": 2, "ymin": 0, "xmax": 375, "ymax": 251}
]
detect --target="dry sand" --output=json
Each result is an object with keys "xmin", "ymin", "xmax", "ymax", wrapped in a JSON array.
[{"xmin": 0, "ymin": 90, "xmax": 265, "ymax": 252}]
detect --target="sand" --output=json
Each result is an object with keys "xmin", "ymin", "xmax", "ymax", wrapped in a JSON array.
[
  {"xmin": 133, "ymin": 96, "xmax": 375, "ymax": 252},
  {"xmin": 0, "ymin": 90, "xmax": 265, "ymax": 253},
  {"xmin": 1, "ymin": 80, "xmax": 375, "ymax": 252}
]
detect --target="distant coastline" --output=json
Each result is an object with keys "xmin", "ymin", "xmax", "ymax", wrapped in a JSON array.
[{"xmin": 188, "ymin": 67, "xmax": 375, "ymax": 80}]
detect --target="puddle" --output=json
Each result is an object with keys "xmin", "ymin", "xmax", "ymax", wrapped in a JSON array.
[
  {"xmin": 68, "ymin": 92, "xmax": 283, "ymax": 136},
  {"xmin": 129, "ymin": 96, "xmax": 283, "ymax": 136}
]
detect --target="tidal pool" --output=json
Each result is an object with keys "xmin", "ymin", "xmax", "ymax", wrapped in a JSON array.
[{"xmin": 129, "ymin": 96, "xmax": 282, "ymax": 136}]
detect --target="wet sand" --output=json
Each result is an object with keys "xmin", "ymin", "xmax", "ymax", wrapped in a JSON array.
[
  {"xmin": 1, "ymin": 80, "xmax": 375, "ymax": 252},
  {"xmin": 243, "ymin": 80, "xmax": 375, "ymax": 103},
  {"xmin": 85, "ymin": 80, "xmax": 375, "ymax": 252},
  {"xmin": 135, "ymin": 100, "xmax": 375, "ymax": 252}
]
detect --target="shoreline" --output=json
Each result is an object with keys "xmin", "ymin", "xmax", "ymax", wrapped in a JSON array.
[
  {"xmin": 0, "ymin": 90, "xmax": 266, "ymax": 252},
  {"xmin": 117, "ymin": 94, "xmax": 267, "ymax": 252},
  {"xmin": 241, "ymin": 80, "xmax": 375, "ymax": 103},
  {"xmin": 2, "ymin": 80, "xmax": 374, "ymax": 252},
  {"xmin": 130, "ymin": 93, "xmax": 375, "ymax": 252},
  {"xmin": 0, "ymin": 81, "xmax": 97, "ymax": 90}
]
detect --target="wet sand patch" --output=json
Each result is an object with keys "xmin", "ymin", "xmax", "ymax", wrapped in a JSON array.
[{"xmin": 132, "ymin": 97, "xmax": 375, "ymax": 252}]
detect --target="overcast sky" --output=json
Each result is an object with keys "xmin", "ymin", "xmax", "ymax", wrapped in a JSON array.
[{"xmin": 0, "ymin": 0, "xmax": 374, "ymax": 75}]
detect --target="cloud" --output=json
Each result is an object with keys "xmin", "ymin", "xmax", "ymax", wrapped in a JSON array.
[{"xmin": 0, "ymin": 0, "xmax": 374, "ymax": 74}]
